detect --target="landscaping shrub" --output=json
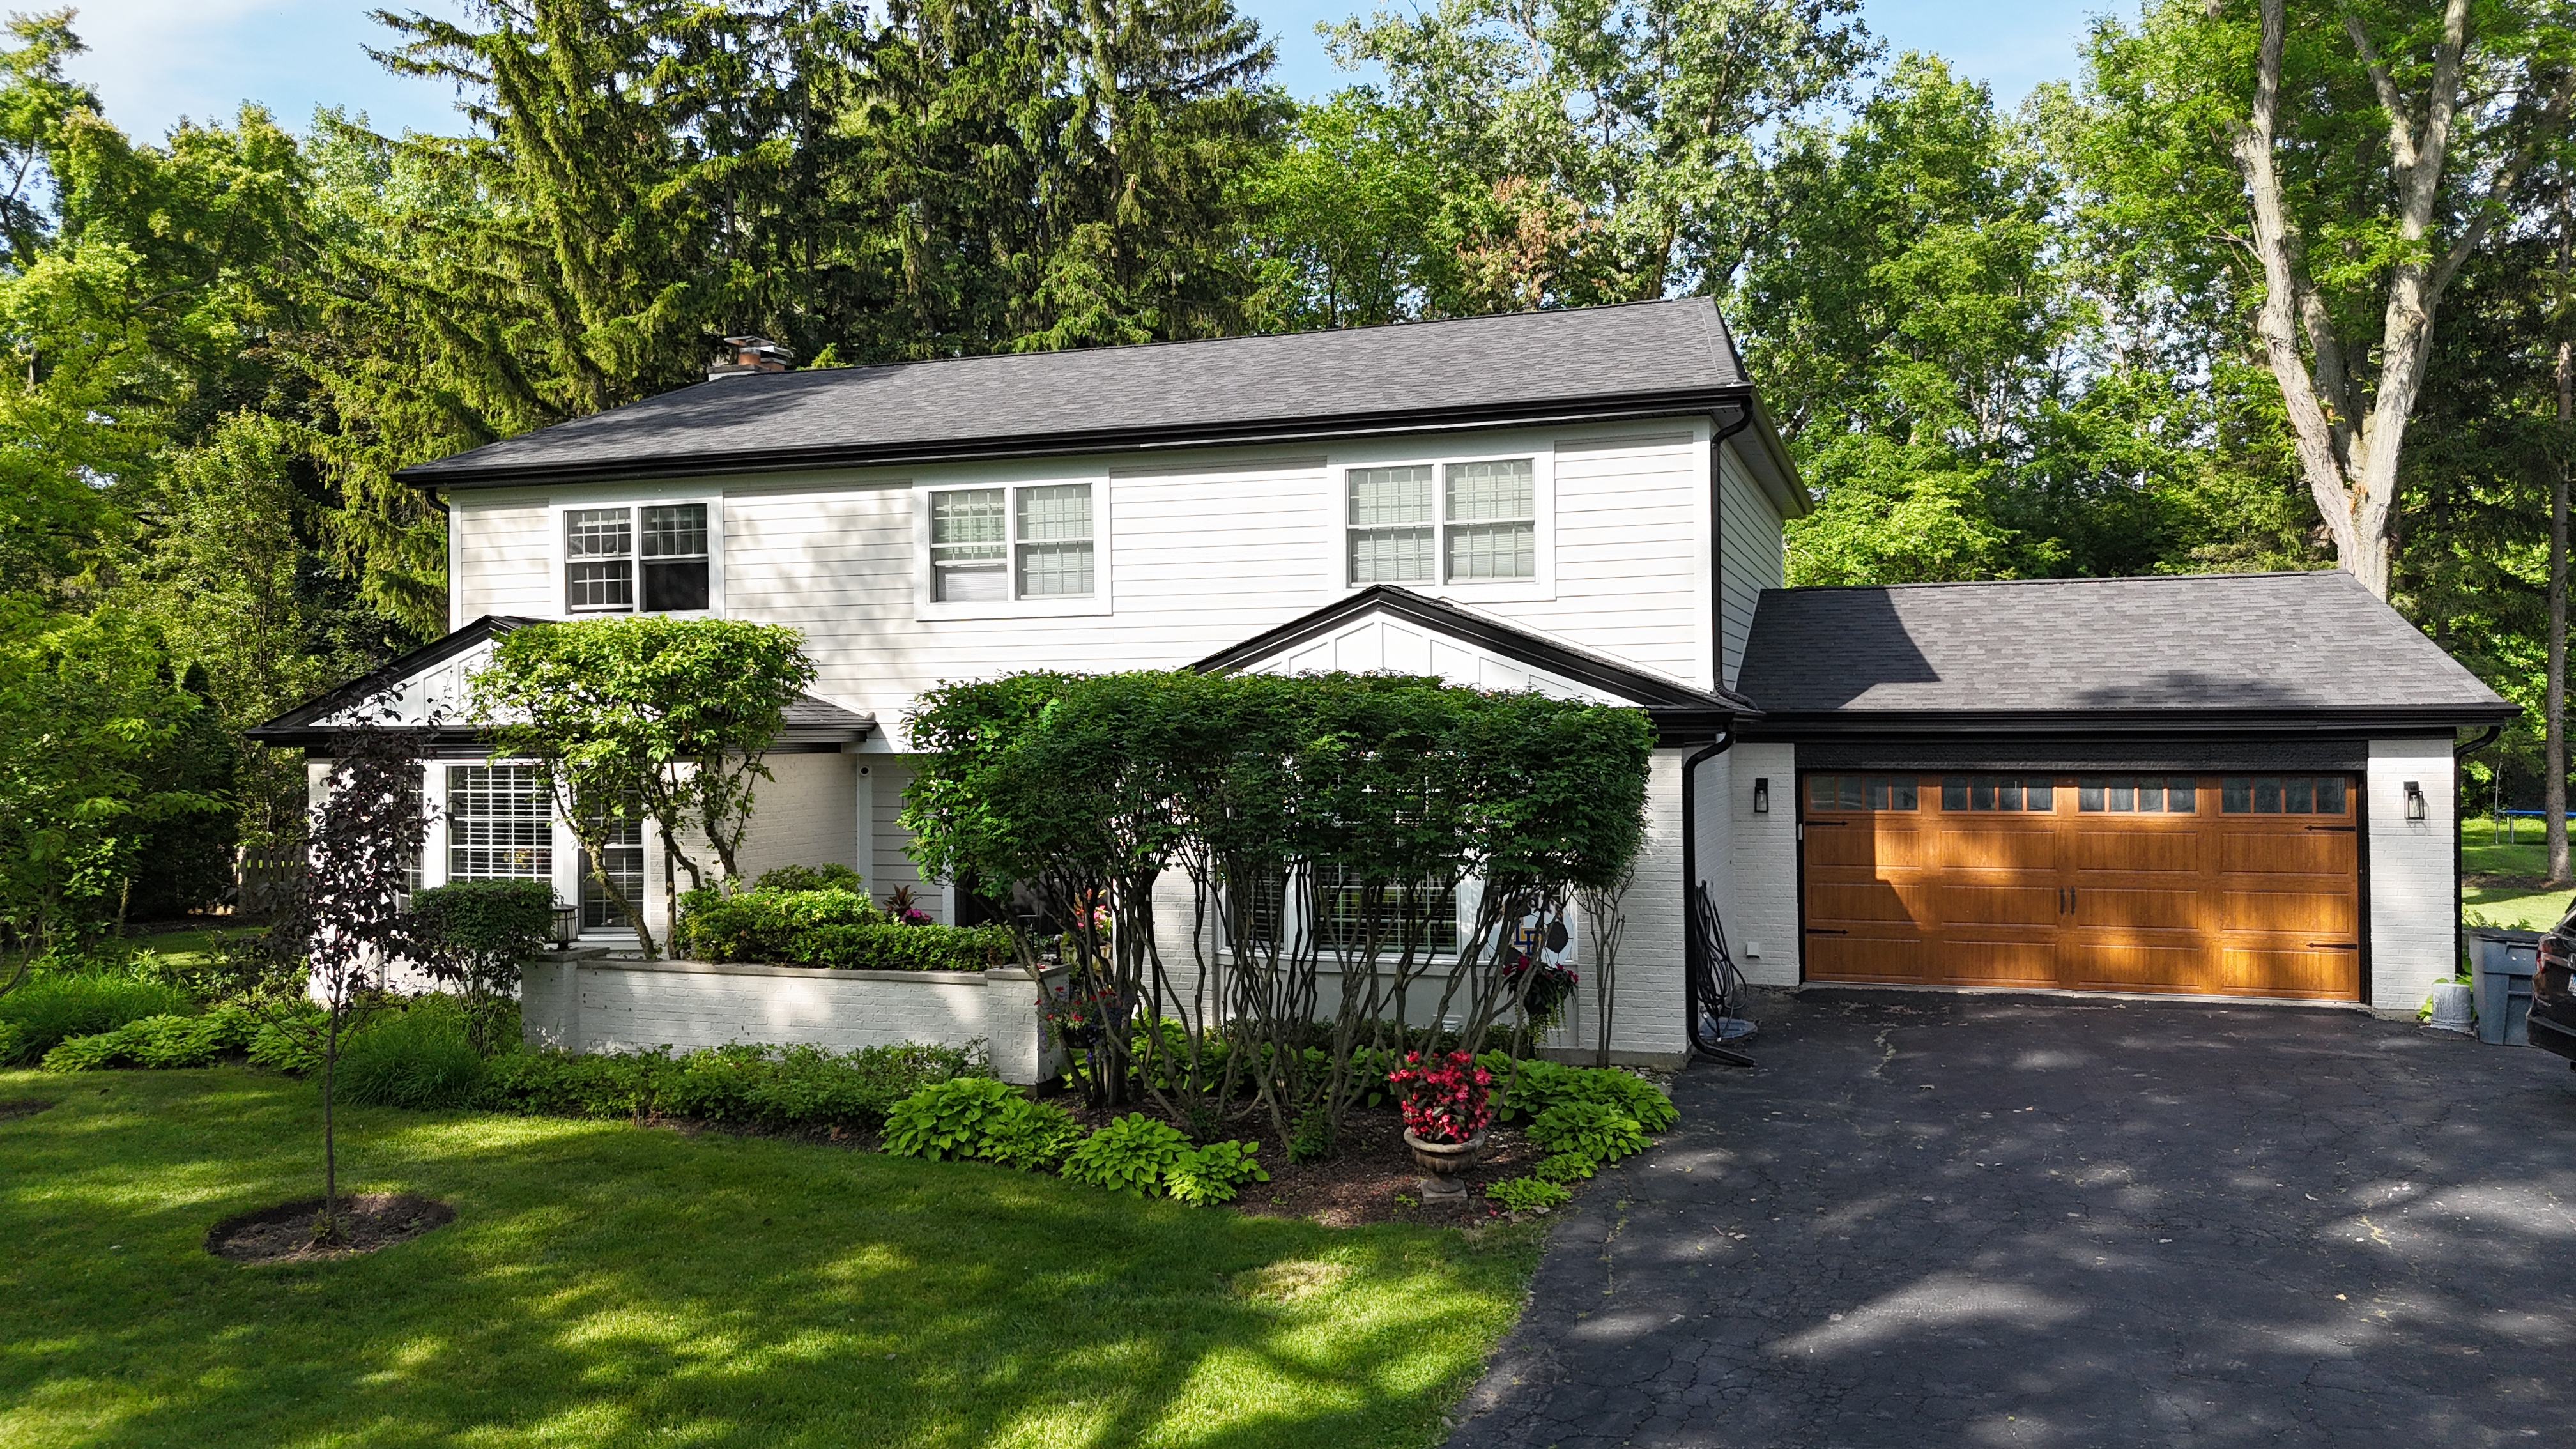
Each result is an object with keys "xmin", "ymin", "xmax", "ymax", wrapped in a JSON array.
[
  {"xmin": 0, "ymin": 974, "xmax": 195, "ymax": 1065},
  {"xmin": 753, "ymin": 862, "xmax": 862, "ymax": 893},
  {"xmin": 882, "ymin": 1077, "xmax": 1082, "ymax": 1170},
  {"xmin": 1485, "ymin": 1055, "xmax": 1678, "ymax": 1131},
  {"xmin": 1524, "ymin": 1100, "xmax": 1652, "ymax": 1174},
  {"xmin": 1165, "ymin": 1139, "xmax": 1269, "ymax": 1206},
  {"xmin": 409, "ymin": 878, "xmax": 551, "ymax": 1054},
  {"xmin": 40, "ymin": 1004, "xmax": 259, "ymax": 1071},
  {"xmin": 247, "ymin": 1004, "xmax": 328, "ymax": 1073},
  {"xmin": 0, "ymin": 1019, "xmax": 19, "ymax": 1065},
  {"xmin": 1485, "ymin": 1176, "xmax": 1574, "ymax": 1213},
  {"xmin": 1061, "ymin": 1114, "xmax": 1195, "ymax": 1197},
  {"xmin": 337, "ymin": 997, "xmax": 486, "ymax": 1110},
  {"xmin": 478, "ymin": 1040, "xmax": 988, "ymax": 1131},
  {"xmin": 678, "ymin": 887, "xmax": 1012, "ymax": 972}
]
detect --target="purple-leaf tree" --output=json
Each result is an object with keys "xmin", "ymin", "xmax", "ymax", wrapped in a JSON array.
[{"xmin": 235, "ymin": 707, "xmax": 431, "ymax": 1242}]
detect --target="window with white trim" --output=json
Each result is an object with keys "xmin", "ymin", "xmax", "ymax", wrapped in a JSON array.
[
  {"xmin": 930, "ymin": 483, "xmax": 1094, "ymax": 602},
  {"xmin": 447, "ymin": 765, "xmax": 553, "ymax": 879},
  {"xmin": 1347, "ymin": 459, "xmax": 1535, "ymax": 585},
  {"xmin": 566, "ymin": 503, "xmax": 709, "ymax": 613}
]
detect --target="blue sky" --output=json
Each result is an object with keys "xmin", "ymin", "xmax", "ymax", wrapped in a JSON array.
[{"xmin": 57, "ymin": 0, "xmax": 2112, "ymax": 142}]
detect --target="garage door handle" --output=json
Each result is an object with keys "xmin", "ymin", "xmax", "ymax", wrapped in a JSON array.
[
  {"xmin": 2305, "ymin": 825, "xmax": 2357, "ymax": 832},
  {"xmin": 1805, "ymin": 928, "xmax": 1848, "ymax": 936},
  {"xmin": 2307, "ymin": 941, "xmax": 2359, "ymax": 950}
]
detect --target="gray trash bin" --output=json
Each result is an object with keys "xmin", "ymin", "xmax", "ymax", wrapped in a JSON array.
[{"xmin": 2465, "ymin": 926, "xmax": 2542, "ymax": 1046}]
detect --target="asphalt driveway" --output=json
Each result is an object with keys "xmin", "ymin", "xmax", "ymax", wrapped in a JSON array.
[{"xmin": 1446, "ymin": 990, "xmax": 2576, "ymax": 1448}]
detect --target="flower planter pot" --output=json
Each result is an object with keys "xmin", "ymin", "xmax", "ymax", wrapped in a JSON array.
[{"xmin": 1403, "ymin": 1128, "xmax": 1490, "ymax": 1206}]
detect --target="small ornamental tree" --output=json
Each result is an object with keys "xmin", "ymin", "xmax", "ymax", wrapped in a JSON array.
[
  {"xmin": 472, "ymin": 617, "xmax": 817, "ymax": 954},
  {"xmin": 222, "ymin": 707, "xmax": 431, "ymax": 1243}
]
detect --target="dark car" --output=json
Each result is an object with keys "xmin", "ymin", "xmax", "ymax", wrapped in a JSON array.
[{"xmin": 2535, "ymin": 901, "xmax": 2576, "ymax": 1066}]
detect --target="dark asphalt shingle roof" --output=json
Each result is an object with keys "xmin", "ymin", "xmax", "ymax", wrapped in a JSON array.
[
  {"xmin": 1737, "ymin": 571, "xmax": 2514, "ymax": 724},
  {"xmin": 399, "ymin": 298, "xmax": 1751, "ymax": 487}
]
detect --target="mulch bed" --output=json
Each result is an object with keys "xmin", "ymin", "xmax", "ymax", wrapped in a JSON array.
[
  {"xmin": 0, "ymin": 1098, "xmax": 56, "ymax": 1123},
  {"xmin": 206, "ymin": 1193, "xmax": 456, "ymax": 1264}
]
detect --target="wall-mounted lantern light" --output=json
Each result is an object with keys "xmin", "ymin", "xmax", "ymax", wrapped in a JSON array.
[
  {"xmin": 2404, "ymin": 781, "xmax": 2426, "ymax": 822},
  {"xmin": 1753, "ymin": 778, "xmax": 1770, "ymax": 815},
  {"xmin": 551, "ymin": 901, "xmax": 581, "ymax": 947}
]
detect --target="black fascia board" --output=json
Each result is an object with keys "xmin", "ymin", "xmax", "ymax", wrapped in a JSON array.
[
  {"xmin": 1736, "ymin": 703, "xmax": 2518, "ymax": 741},
  {"xmin": 267, "ymin": 721, "xmax": 875, "ymax": 753},
  {"xmin": 396, "ymin": 388, "xmax": 1758, "ymax": 490},
  {"xmin": 243, "ymin": 615, "xmax": 540, "ymax": 742},
  {"xmin": 1195, "ymin": 584, "xmax": 1756, "ymax": 714}
]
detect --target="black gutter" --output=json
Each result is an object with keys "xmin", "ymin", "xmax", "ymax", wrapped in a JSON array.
[
  {"xmin": 2455, "ymin": 723, "xmax": 2506, "ymax": 971},
  {"xmin": 395, "ymin": 388, "xmax": 1758, "ymax": 490},
  {"xmin": 1741, "ymin": 706, "xmax": 2521, "ymax": 738}
]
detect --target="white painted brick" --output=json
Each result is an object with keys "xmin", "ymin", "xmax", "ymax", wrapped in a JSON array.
[
  {"xmin": 1727, "ymin": 742, "xmax": 1802, "ymax": 988},
  {"xmin": 2368, "ymin": 738, "xmax": 2458, "ymax": 1015}
]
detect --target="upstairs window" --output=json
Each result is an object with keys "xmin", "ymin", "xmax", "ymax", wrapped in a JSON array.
[
  {"xmin": 931, "ymin": 484, "xmax": 1094, "ymax": 602},
  {"xmin": 1348, "ymin": 458, "xmax": 1535, "ymax": 585},
  {"xmin": 566, "ymin": 503, "xmax": 709, "ymax": 613}
]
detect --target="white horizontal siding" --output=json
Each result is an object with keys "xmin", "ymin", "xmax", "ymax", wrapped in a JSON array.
[
  {"xmin": 1718, "ymin": 440, "xmax": 1786, "ymax": 691},
  {"xmin": 452, "ymin": 503, "xmax": 553, "ymax": 620},
  {"xmin": 1511, "ymin": 431, "xmax": 1709, "ymax": 687}
]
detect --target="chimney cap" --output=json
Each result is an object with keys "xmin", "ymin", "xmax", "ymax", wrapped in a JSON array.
[{"xmin": 709, "ymin": 335, "xmax": 795, "ymax": 378}]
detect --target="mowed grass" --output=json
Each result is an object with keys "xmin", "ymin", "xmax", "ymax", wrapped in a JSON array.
[
  {"xmin": 0, "ymin": 1068, "xmax": 1539, "ymax": 1449},
  {"xmin": 2462, "ymin": 815, "xmax": 2575, "ymax": 930}
]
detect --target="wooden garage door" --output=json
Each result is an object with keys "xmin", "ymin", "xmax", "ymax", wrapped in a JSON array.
[{"xmin": 1800, "ymin": 772, "xmax": 2360, "ymax": 1000}]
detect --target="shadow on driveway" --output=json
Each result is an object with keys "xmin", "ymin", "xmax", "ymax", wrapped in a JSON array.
[{"xmin": 1446, "ymin": 990, "xmax": 2576, "ymax": 1448}]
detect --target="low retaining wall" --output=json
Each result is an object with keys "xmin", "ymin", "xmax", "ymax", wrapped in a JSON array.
[{"xmin": 521, "ymin": 954, "xmax": 1071, "ymax": 1085}]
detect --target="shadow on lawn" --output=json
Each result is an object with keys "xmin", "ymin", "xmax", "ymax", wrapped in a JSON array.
[{"xmin": 2, "ymin": 1072, "xmax": 1528, "ymax": 1449}]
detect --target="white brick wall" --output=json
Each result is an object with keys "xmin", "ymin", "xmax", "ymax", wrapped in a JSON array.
[
  {"xmin": 732, "ymin": 751, "xmax": 859, "ymax": 885},
  {"xmin": 1728, "ymin": 742, "xmax": 1802, "ymax": 987},
  {"xmin": 521, "ymin": 957, "xmax": 1070, "ymax": 1084},
  {"xmin": 2368, "ymin": 737, "xmax": 2458, "ymax": 1015}
]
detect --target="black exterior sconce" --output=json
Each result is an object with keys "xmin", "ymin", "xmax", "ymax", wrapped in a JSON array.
[
  {"xmin": 2404, "ymin": 781, "xmax": 2426, "ymax": 822},
  {"xmin": 1753, "ymin": 778, "xmax": 1770, "ymax": 815}
]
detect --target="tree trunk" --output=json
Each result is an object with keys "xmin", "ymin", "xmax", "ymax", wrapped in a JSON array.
[
  {"xmin": 2552, "ymin": 181, "xmax": 2573, "ymax": 885},
  {"xmin": 318, "ymin": 1010, "xmax": 340, "ymax": 1243}
]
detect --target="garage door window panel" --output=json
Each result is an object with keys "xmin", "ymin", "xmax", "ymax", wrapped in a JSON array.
[{"xmin": 1942, "ymin": 776, "xmax": 2053, "ymax": 811}]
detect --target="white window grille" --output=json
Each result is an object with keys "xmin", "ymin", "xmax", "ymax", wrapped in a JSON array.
[
  {"xmin": 930, "ymin": 483, "xmax": 1094, "ymax": 602},
  {"xmin": 565, "ymin": 503, "xmax": 709, "ymax": 613},
  {"xmin": 1347, "ymin": 458, "xmax": 1534, "ymax": 585},
  {"xmin": 447, "ymin": 765, "xmax": 553, "ymax": 879}
]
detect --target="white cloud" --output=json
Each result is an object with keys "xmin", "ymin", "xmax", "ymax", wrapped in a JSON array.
[{"xmin": 57, "ymin": 0, "xmax": 468, "ymax": 139}]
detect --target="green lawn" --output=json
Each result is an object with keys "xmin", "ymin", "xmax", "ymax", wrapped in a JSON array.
[
  {"xmin": 2462, "ymin": 815, "xmax": 2576, "ymax": 930},
  {"xmin": 0, "ymin": 1068, "xmax": 1538, "ymax": 1448}
]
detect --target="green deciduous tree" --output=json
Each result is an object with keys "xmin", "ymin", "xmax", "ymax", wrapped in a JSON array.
[{"xmin": 472, "ymin": 616, "xmax": 817, "ymax": 954}]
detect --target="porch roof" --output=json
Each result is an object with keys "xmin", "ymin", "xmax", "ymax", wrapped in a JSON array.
[{"xmin": 245, "ymin": 615, "xmax": 877, "ymax": 752}]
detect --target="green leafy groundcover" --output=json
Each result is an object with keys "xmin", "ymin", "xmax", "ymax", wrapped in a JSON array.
[
  {"xmin": 677, "ymin": 885, "xmax": 1015, "ymax": 972},
  {"xmin": 0, "ymin": 1068, "xmax": 1539, "ymax": 1449},
  {"xmin": 0, "ymin": 974, "xmax": 195, "ymax": 1064}
]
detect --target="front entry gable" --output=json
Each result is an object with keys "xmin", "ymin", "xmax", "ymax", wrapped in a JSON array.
[
  {"xmin": 1195, "ymin": 585, "xmax": 1750, "ymax": 743},
  {"xmin": 248, "ymin": 615, "xmax": 875, "ymax": 751}
]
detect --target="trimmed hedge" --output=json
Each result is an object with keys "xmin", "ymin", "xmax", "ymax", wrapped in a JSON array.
[
  {"xmin": 477, "ymin": 1040, "xmax": 990, "ymax": 1131},
  {"xmin": 677, "ymin": 887, "xmax": 1013, "ymax": 972}
]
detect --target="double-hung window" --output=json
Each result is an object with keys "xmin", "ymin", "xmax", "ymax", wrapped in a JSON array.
[
  {"xmin": 565, "ymin": 503, "xmax": 710, "ymax": 613},
  {"xmin": 447, "ymin": 765, "xmax": 552, "ymax": 879},
  {"xmin": 929, "ymin": 484, "xmax": 1094, "ymax": 602},
  {"xmin": 1347, "ymin": 459, "xmax": 1535, "ymax": 586}
]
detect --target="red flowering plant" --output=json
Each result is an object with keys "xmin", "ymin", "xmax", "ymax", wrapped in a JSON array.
[{"xmin": 1387, "ymin": 1050, "xmax": 1494, "ymax": 1144}]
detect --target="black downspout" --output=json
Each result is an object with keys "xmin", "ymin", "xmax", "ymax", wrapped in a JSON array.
[
  {"xmin": 1680, "ymin": 729, "xmax": 1733, "ymax": 1055},
  {"xmin": 2456, "ymin": 724, "xmax": 2504, "ymax": 970},
  {"xmin": 1682, "ymin": 403, "xmax": 1756, "ymax": 1056}
]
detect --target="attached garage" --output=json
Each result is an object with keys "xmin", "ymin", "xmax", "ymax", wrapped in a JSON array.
[
  {"xmin": 1727, "ymin": 572, "xmax": 2519, "ymax": 1013},
  {"xmin": 1798, "ymin": 770, "xmax": 2361, "ymax": 999}
]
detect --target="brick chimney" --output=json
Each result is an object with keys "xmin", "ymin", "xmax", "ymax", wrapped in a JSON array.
[{"xmin": 708, "ymin": 336, "xmax": 795, "ymax": 378}]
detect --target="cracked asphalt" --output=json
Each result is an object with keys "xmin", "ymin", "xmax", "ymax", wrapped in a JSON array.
[{"xmin": 1445, "ymin": 990, "xmax": 2576, "ymax": 1448}]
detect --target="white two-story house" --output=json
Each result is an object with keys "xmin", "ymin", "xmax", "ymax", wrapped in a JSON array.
[{"xmin": 253, "ymin": 297, "xmax": 2513, "ymax": 1068}]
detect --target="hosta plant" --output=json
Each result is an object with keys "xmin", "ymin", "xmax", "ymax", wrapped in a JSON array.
[{"xmin": 1061, "ymin": 1113, "xmax": 1194, "ymax": 1197}]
